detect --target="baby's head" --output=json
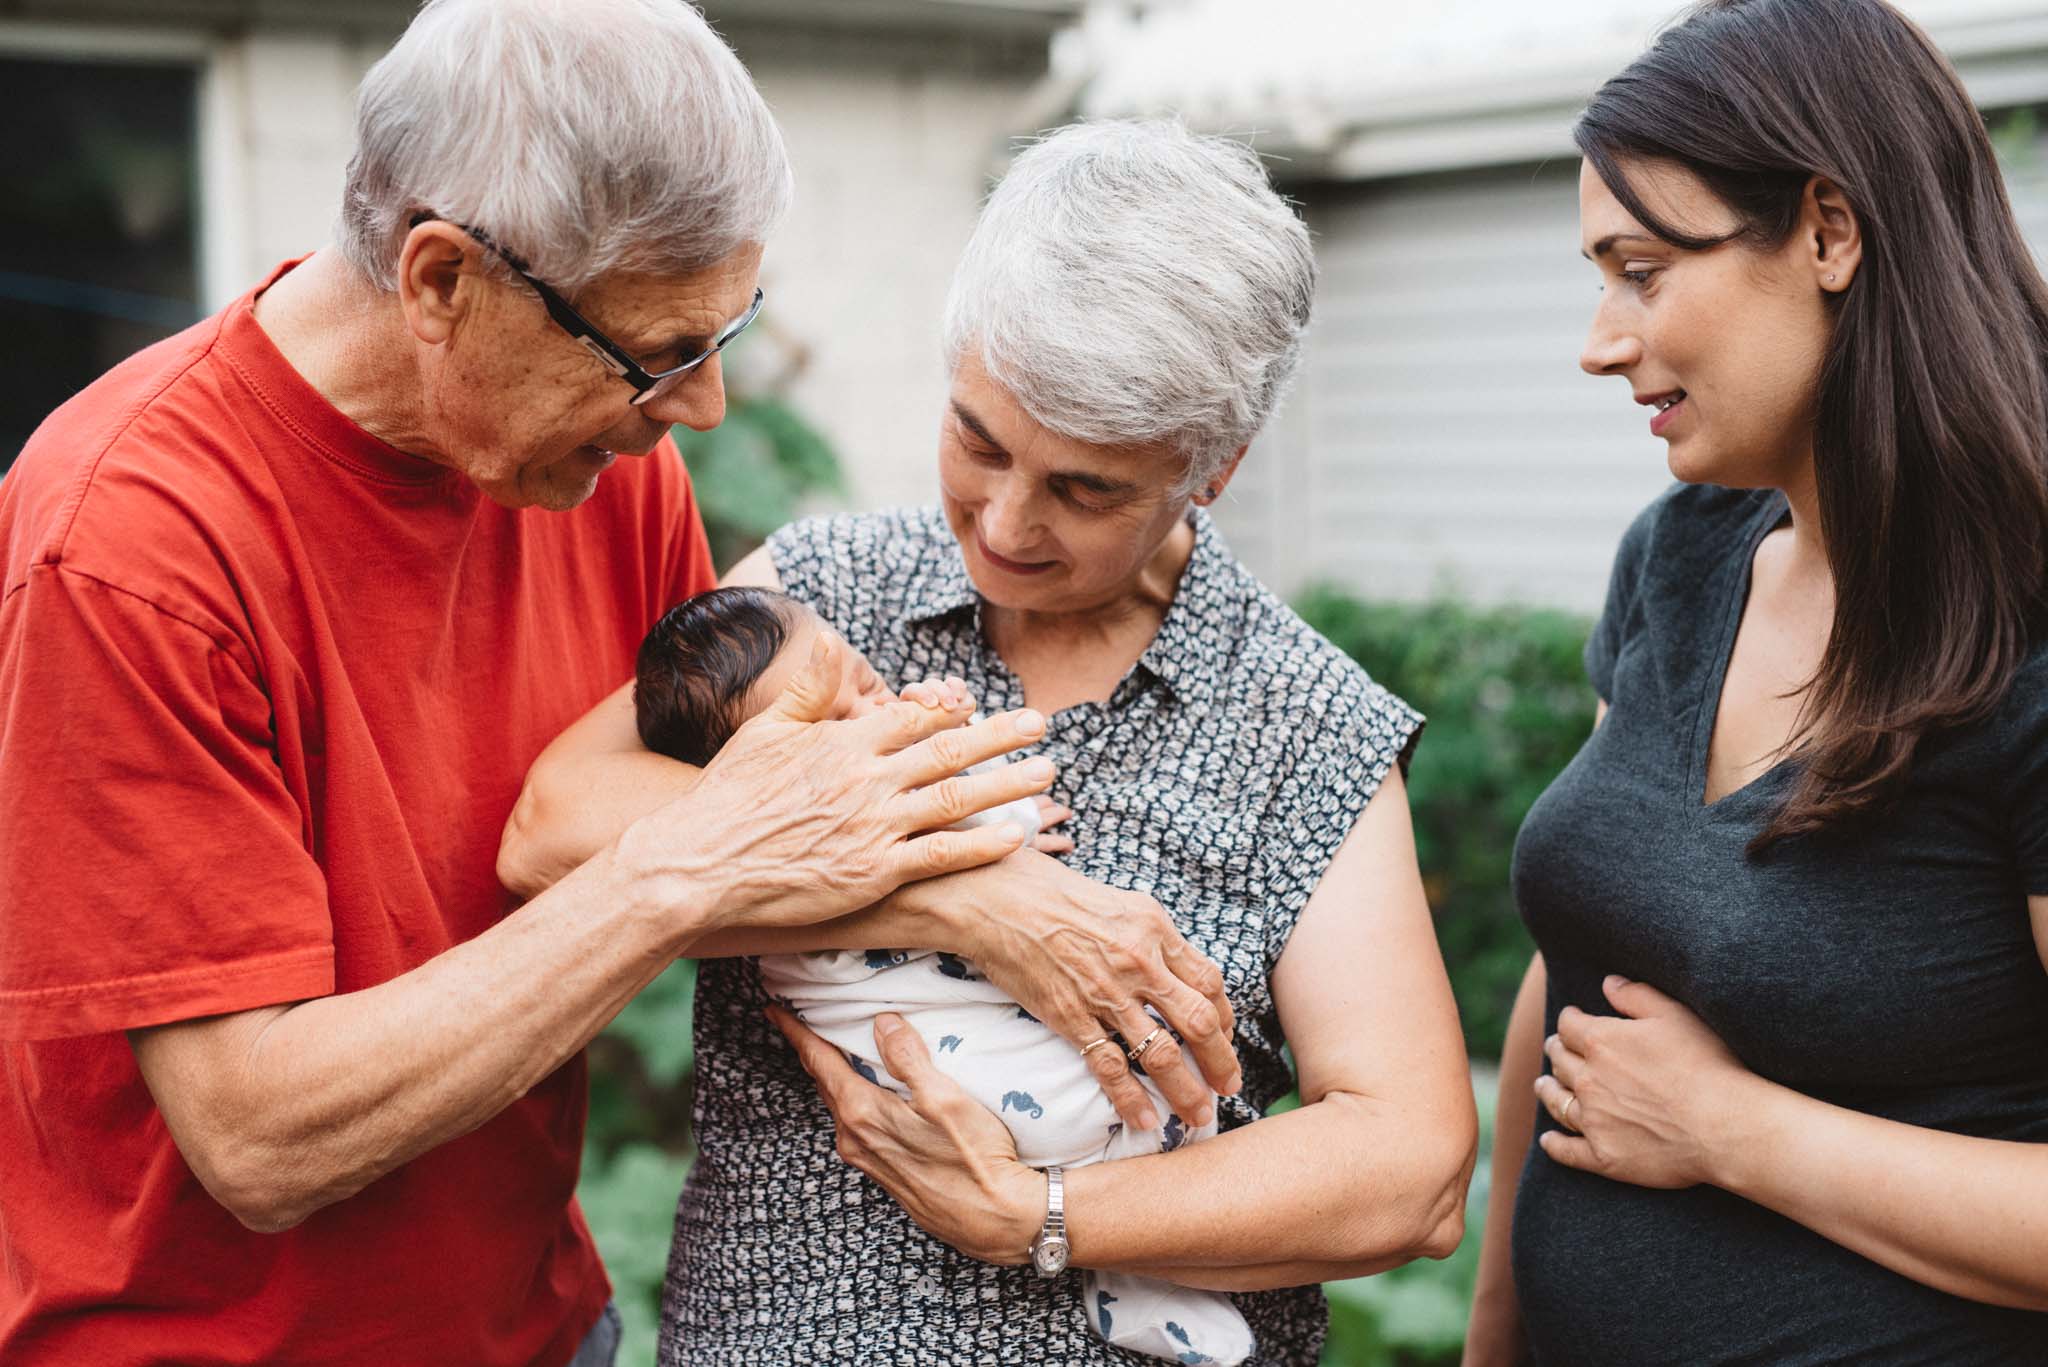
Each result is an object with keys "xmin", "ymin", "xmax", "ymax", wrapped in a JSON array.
[{"xmin": 635, "ymin": 587, "xmax": 895, "ymax": 764}]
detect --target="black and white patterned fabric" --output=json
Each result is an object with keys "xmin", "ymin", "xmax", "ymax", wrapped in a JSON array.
[{"xmin": 659, "ymin": 505, "xmax": 1423, "ymax": 1366}]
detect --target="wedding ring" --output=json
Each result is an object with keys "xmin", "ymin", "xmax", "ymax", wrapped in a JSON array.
[
  {"xmin": 1078, "ymin": 1037, "xmax": 1115, "ymax": 1061},
  {"xmin": 1564, "ymin": 1093, "xmax": 1582, "ymax": 1131},
  {"xmin": 1127, "ymin": 1026, "xmax": 1167, "ymax": 1064}
]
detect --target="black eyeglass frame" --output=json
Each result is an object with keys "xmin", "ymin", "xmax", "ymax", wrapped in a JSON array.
[{"xmin": 412, "ymin": 214, "xmax": 764, "ymax": 407}]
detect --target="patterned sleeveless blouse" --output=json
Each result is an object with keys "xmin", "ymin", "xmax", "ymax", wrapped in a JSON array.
[{"xmin": 659, "ymin": 506, "xmax": 1422, "ymax": 1366}]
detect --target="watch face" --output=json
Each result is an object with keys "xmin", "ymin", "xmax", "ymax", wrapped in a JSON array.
[{"xmin": 1032, "ymin": 1235, "xmax": 1070, "ymax": 1276}]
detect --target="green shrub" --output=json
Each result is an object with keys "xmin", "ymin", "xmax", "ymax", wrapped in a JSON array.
[
  {"xmin": 1293, "ymin": 589, "xmax": 1596, "ymax": 1060},
  {"xmin": 670, "ymin": 396, "xmax": 843, "ymax": 568},
  {"xmin": 579, "ymin": 1140, "xmax": 691, "ymax": 1367},
  {"xmin": 581, "ymin": 960, "xmax": 698, "ymax": 1367}
]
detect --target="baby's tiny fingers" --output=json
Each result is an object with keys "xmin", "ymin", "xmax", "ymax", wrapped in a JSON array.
[
  {"xmin": 914, "ymin": 675, "xmax": 970, "ymax": 711},
  {"xmin": 1032, "ymin": 833, "xmax": 1076, "ymax": 855},
  {"xmin": 1033, "ymin": 798, "xmax": 1075, "ymax": 828}
]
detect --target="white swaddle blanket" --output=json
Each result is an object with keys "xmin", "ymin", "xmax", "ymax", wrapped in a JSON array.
[{"xmin": 759, "ymin": 761, "xmax": 1255, "ymax": 1366}]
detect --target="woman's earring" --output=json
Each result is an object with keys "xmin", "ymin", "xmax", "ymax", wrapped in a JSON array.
[
  {"xmin": 1200, "ymin": 485, "xmax": 1219, "ymax": 502},
  {"xmin": 1827, "ymin": 273, "xmax": 1838, "ymax": 284}
]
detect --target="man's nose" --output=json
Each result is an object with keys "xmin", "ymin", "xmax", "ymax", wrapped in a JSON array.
[{"xmin": 641, "ymin": 355, "xmax": 727, "ymax": 431}]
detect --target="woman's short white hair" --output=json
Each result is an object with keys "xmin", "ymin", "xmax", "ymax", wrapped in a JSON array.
[
  {"xmin": 338, "ymin": 0, "xmax": 791, "ymax": 292},
  {"xmin": 942, "ymin": 119, "xmax": 1315, "ymax": 494}
]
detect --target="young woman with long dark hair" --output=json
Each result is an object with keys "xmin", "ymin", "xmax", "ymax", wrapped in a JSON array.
[{"xmin": 1465, "ymin": 1, "xmax": 2048, "ymax": 1362}]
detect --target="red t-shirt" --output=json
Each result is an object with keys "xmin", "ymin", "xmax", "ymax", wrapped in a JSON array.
[{"xmin": 0, "ymin": 260, "xmax": 715, "ymax": 1365}]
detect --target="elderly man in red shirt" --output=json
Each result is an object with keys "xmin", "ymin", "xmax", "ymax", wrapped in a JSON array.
[{"xmin": 0, "ymin": 2, "xmax": 1073, "ymax": 1363}]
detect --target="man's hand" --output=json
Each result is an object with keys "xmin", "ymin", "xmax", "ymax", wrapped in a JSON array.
[
  {"xmin": 902, "ymin": 675, "xmax": 1072, "ymax": 854},
  {"xmin": 898, "ymin": 849, "xmax": 1242, "ymax": 1131},
  {"xmin": 618, "ymin": 634, "xmax": 1053, "ymax": 932}
]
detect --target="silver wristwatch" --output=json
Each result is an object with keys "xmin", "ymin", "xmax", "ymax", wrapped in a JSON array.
[{"xmin": 1029, "ymin": 1165, "xmax": 1068, "ymax": 1277}]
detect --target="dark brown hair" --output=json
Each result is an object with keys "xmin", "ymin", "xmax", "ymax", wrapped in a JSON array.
[
  {"xmin": 635, "ymin": 587, "xmax": 804, "ymax": 766},
  {"xmin": 1577, "ymin": 0, "xmax": 2048, "ymax": 850}
]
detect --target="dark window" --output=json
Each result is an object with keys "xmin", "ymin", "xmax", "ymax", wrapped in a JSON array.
[{"xmin": 0, "ymin": 54, "xmax": 200, "ymax": 471}]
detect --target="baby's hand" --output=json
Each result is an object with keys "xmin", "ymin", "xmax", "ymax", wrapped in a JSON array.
[
  {"xmin": 897, "ymin": 674, "xmax": 974, "ymax": 714},
  {"xmin": 1033, "ymin": 795, "xmax": 1075, "ymax": 855}
]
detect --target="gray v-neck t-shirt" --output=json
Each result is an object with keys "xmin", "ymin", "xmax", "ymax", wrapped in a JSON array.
[{"xmin": 1510, "ymin": 482, "xmax": 2048, "ymax": 1365}]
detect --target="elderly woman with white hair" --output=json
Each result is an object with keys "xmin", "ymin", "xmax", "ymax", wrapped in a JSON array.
[{"xmin": 506, "ymin": 120, "xmax": 1477, "ymax": 1365}]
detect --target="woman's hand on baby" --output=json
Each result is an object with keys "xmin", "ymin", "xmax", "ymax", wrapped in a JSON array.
[
  {"xmin": 892, "ymin": 850, "xmax": 1241, "ymax": 1131},
  {"xmin": 618, "ymin": 637, "xmax": 1054, "ymax": 931},
  {"xmin": 770, "ymin": 1007, "xmax": 1043, "ymax": 1266}
]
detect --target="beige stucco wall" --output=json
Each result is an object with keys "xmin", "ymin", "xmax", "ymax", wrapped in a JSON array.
[{"xmin": 741, "ymin": 54, "xmax": 1036, "ymax": 517}]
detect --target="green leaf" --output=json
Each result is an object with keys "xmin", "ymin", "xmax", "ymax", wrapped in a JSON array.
[
  {"xmin": 604, "ymin": 960, "xmax": 697, "ymax": 1088},
  {"xmin": 678, "ymin": 417, "xmax": 795, "ymax": 540},
  {"xmin": 578, "ymin": 1141, "xmax": 694, "ymax": 1367},
  {"xmin": 671, "ymin": 392, "xmax": 847, "ymax": 567},
  {"xmin": 1294, "ymin": 588, "xmax": 1594, "ymax": 1059}
]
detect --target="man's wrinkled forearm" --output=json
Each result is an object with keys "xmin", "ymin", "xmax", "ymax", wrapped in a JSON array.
[
  {"xmin": 132, "ymin": 842, "xmax": 711, "ymax": 1232},
  {"xmin": 680, "ymin": 869, "xmax": 970, "ymax": 959}
]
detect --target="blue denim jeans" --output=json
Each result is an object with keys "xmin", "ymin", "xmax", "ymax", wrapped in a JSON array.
[{"xmin": 567, "ymin": 1301, "xmax": 622, "ymax": 1367}]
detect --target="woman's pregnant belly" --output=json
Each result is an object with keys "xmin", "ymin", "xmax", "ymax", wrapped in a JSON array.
[{"xmin": 1510, "ymin": 1142, "xmax": 2048, "ymax": 1366}]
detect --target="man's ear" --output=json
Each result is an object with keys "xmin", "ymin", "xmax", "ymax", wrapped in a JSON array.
[
  {"xmin": 1192, "ymin": 445, "xmax": 1250, "ymax": 505},
  {"xmin": 396, "ymin": 220, "xmax": 484, "ymax": 345},
  {"xmin": 1804, "ymin": 176, "xmax": 1863, "ymax": 295}
]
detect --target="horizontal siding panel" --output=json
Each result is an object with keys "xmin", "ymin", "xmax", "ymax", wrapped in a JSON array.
[{"xmin": 1212, "ymin": 127, "xmax": 2048, "ymax": 615}]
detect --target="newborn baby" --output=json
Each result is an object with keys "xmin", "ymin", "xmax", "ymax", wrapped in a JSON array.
[{"xmin": 636, "ymin": 586, "xmax": 1252, "ymax": 1367}]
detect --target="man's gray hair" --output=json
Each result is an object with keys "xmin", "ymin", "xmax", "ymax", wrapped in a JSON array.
[
  {"xmin": 942, "ymin": 120, "xmax": 1315, "ymax": 494},
  {"xmin": 338, "ymin": 0, "xmax": 791, "ymax": 292}
]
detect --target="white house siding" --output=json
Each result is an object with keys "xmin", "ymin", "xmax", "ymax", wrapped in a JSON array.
[
  {"xmin": 1067, "ymin": 0, "xmax": 2048, "ymax": 613},
  {"xmin": 1214, "ymin": 161, "xmax": 1666, "ymax": 615},
  {"xmin": 202, "ymin": 30, "xmax": 391, "ymax": 301},
  {"xmin": 1214, "ymin": 118, "xmax": 2048, "ymax": 615}
]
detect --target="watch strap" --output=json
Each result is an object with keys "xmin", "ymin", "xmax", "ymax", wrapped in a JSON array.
[{"xmin": 1031, "ymin": 1165, "xmax": 1067, "ymax": 1276}]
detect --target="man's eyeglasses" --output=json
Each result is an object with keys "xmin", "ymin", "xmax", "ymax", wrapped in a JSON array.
[{"xmin": 413, "ymin": 214, "xmax": 764, "ymax": 408}]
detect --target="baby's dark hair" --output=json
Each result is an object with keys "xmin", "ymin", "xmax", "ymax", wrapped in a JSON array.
[{"xmin": 635, "ymin": 587, "xmax": 808, "ymax": 766}]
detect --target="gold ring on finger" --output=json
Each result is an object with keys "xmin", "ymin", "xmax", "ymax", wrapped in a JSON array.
[
  {"xmin": 1564, "ymin": 1093, "xmax": 1582, "ymax": 1131},
  {"xmin": 1127, "ymin": 1026, "xmax": 1167, "ymax": 1064},
  {"xmin": 1078, "ymin": 1036, "xmax": 1115, "ymax": 1061}
]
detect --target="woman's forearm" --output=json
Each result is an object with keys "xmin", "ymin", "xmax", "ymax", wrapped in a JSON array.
[
  {"xmin": 1052, "ymin": 766, "xmax": 1476, "ymax": 1289},
  {"xmin": 1121, "ymin": 1256, "xmax": 1412, "ymax": 1293},
  {"xmin": 499, "ymin": 747, "xmax": 696, "ymax": 898},
  {"xmin": 1713, "ymin": 1077, "xmax": 2048, "ymax": 1312},
  {"xmin": 1464, "ymin": 954, "xmax": 1544, "ymax": 1365},
  {"xmin": 1061, "ymin": 1087, "xmax": 1470, "ymax": 1285}
]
